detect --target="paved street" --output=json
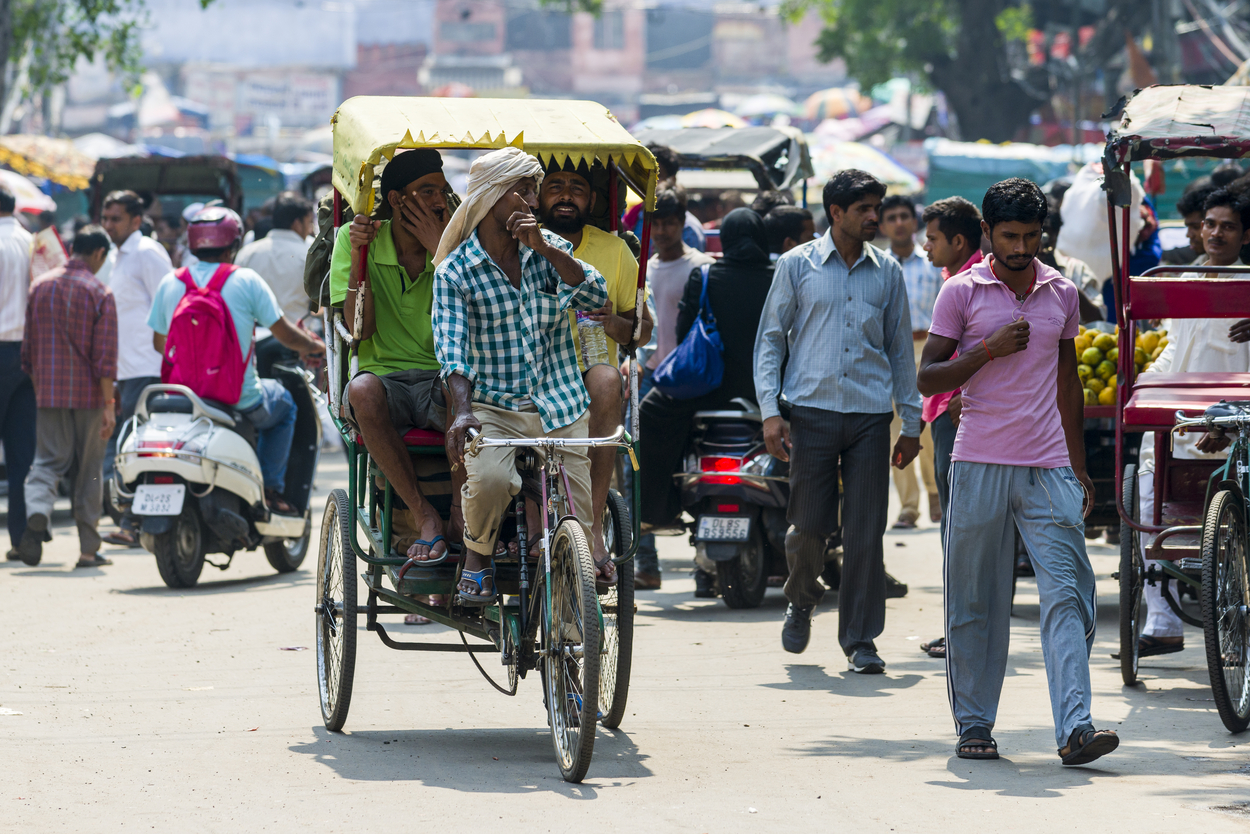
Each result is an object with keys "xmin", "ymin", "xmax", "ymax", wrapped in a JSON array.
[{"xmin": 2, "ymin": 455, "xmax": 1248, "ymax": 832}]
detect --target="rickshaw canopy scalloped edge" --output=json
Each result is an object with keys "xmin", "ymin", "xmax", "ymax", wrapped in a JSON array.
[
  {"xmin": 1106, "ymin": 84, "xmax": 1250, "ymax": 165},
  {"xmin": 331, "ymin": 96, "xmax": 659, "ymax": 216}
]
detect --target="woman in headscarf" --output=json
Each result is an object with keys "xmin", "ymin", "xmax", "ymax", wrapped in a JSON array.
[{"xmin": 638, "ymin": 208, "xmax": 775, "ymax": 558}]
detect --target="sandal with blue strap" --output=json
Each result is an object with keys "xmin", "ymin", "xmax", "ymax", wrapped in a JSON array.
[
  {"xmin": 457, "ymin": 562, "xmax": 497, "ymax": 607},
  {"xmin": 397, "ymin": 536, "xmax": 450, "ymax": 582}
]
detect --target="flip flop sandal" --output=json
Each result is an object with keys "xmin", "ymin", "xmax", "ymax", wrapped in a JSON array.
[
  {"xmin": 1059, "ymin": 726, "xmax": 1119, "ymax": 766},
  {"xmin": 75, "ymin": 555, "xmax": 113, "ymax": 568},
  {"xmin": 594, "ymin": 554, "xmax": 618, "ymax": 590},
  {"xmin": 103, "ymin": 531, "xmax": 138, "ymax": 547},
  {"xmin": 404, "ymin": 613, "xmax": 432, "ymax": 625},
  {"xmin": 956, "ymin": 726, "xmax": 999, "ymax": 760},
  {"xmin": 1138, "ymin": 634, "xmax": 1184, "ymax": 657},
  {"xmin": 398, "ymin": 537, "xmax": 451, "ymax": 580},
  {"xmin": 920, "ymin": 637, "xmax": 945, "ymax": 658},
  {"xmin": 457, "ymin": 563, "xmax": 497, "ymax": 607}
]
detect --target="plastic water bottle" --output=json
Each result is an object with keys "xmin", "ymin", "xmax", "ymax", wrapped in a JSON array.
[{"xmin": 576, "ymin": 312, "xmax": 611, "ymax": 367}]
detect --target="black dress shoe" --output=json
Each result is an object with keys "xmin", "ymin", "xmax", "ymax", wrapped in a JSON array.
[
  {"xmin": 782, "ymin": 603, "xmax": 813, "ymax": 654},
  {"xmin": 884, "ymin": 572, "xmax": 908, "ymax": 599},
  {"xmin": 849, "ymin": 647, "xmax": 886, "ymax": 674},
  {"xmin": 16, "ymin": 513, "xmax": 50, "ymax": 566},
  {"xmin": 693, "ymin": 568, "xmax": 717, "ymax": 598}
]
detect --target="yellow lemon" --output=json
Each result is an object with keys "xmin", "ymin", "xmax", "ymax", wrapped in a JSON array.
[
  {"xmin": 1092, "ymin": 332, "xmax": 1116, "ymax": 352},
  {"xmin": 1096, "ymin": 360, "xmax": 1116, "ymax": 380},
  {"xmin": 1080, "ymin": 347, "xmax": 1104, "ymax": 366},
  {"xmin": 1086, "ymin": 377, "xmax": 1105, "ymax": 394},
  {"xmin": 1078, "ymin": 325, "xmax": 1087, "ymax": 335},
  {"xmin": 1134, "ymin": 346, "xmax": 1147, "ymax": 366},
  {"xmin": 1142, "ymin": 360, "xmax": 1152, "ymax": 372},
  {"xmin": 1139, "ymin": 331, "xmax": 1159, "ymax": 354},
  {"xmin": 1077, "ymin": 363, "xmax": 1092, "ymax": 382},
  {"xmin": 1098, "ymin": 386, "xmax": 1115, "ymax": 405},
  {"xmin": 1107, "ymin": 374, "xmax": 1117, "ymax": 388},
  {"xmin": 1150, "ymin": 345, "xmax": 1164, "ymax": 360},
  {"xmin": 1107, "ymin": 346, "xmax": 1118, "ymax": 363},
  {"xmin": 1074, "ymin": 333, "xmax": 1092, "ymax": 354},
  {"xmin": 1084, "ymin": 388, "xmax": 1098, "ymax": 406},
  {"xmin": 1158, "ymin": 337, "xmax": 1168, "ymax": 349}
]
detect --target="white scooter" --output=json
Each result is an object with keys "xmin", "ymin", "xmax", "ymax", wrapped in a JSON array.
[{"xmin": 110, "ymin": 364, "xmax": 322, "ymax": 588}]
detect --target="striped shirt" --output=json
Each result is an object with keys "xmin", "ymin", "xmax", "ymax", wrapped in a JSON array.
[
  {"xmin": 433, "ymin": 229, "xmax": 608, "ymax": 432},
  {"xmin": 893, "ymin": 246, "xmax": 944, "ymax": 332},
  {"xmin": 754, "ymin": 233, "xmax": 922, "ymax": 436},
  {"xmin": 22, "ymin": 258, "xmax": 117, "ymax": 409}
]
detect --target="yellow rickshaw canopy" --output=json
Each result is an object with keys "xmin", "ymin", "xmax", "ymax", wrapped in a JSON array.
[{"xmin": 331, "ymin": 96, "xmax": 658, "ymax": 215}]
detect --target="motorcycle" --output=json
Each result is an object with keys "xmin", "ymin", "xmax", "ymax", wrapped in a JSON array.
[
  {"xmin": 110, "ymin": 363, "xmax": 322, "ymax": 588},
  {"xmin": 677, "ymin": 399, "xmax": 790, "ymax": 608}
]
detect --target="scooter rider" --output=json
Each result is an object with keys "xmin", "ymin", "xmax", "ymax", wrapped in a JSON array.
[{"xmin": 148, "ymin": 208, "xmax": 325, "ymax": 513}]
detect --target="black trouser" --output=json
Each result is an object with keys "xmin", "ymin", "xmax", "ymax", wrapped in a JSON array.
[
  {"xmin": 256, "ymin": 335, "xmax": 299, "ymax": 379},
  {"xmin": 104, "ymin": 376, "xmax": 160, "ymax": 523},
  {"xmin": 930, "ymin": 410, "xmax": 956, "ymax": 546},
  {"xmin": 638, "ymin": 386, "xmax": 738, "ymax": 526},
  {"xmin": 783, "ymin": 407, "xmax": 891, "ymax": 655},
  {"xmin": 0, "ymin": 342, "xmax": 34, "ymax": 548}
]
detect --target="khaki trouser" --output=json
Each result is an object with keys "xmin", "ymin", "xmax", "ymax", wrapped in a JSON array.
[
  {"xmin": 461, "ymin": 402, "xmax": 592, "ymax": 556},
  {"xmin": 25, "ymin": 407, "xmax": 106, "ymax": 555},
  {"xmin": 890, "ymin": 337, "xmax": 937, "ymax": 522}
]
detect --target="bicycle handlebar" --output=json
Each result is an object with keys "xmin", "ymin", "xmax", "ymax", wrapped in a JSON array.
[
  {"xmin": 1173, "ymin": 406, "xmax": 1250, "ymax": 434},
  {"xmin": 465, "ymin": 425, "xmax": 628, "ymax": 456}
]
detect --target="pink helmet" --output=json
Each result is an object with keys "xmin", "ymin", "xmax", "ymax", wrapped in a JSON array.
[{"xmin": 187, "ymin": 206, "xmax": 243, "ymax": 250}]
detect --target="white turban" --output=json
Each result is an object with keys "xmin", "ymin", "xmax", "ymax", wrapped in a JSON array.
[{"xmin": 433, "ymin": 146, "xmax": 545, "ymax": 265}]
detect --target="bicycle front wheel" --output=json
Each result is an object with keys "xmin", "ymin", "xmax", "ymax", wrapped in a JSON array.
[
  {"xmin": 599, "ymin": 489, "xmax": 634, "ymax": 729},
  {"xmin": 541, "ymin": 518, "xmax": 601, "ymax": 782},
  {"xmin": 1200, "ymin": 489, "xmax": 1250, "ymax": 733}
]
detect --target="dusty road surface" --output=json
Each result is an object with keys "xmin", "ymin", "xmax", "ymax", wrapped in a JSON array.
[{"xmin": 2, "ymin": 455, "xmax": 1248, "ymax": 832}]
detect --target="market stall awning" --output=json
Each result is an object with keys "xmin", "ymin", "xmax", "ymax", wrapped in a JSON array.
[
  {"xmin": 0, "ymin": 135, "xmax": 95, "ymax": 190},
  {"xmin": 1106, "ymin": 85, "xmax": 1250, "ymax": 164}
]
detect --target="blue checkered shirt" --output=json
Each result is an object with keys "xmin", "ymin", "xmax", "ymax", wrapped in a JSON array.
[
  {"xmin": 893, "ymin": 246, "xmax": 943, "ymax": 332},
  {"xmin": 433, "ymin": 229, "xmax": 608, "ymax": 432}
]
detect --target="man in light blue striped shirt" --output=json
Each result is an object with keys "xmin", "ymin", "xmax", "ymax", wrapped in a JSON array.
[{"xmin": 754, "ymin": 169, "xmax": 923, "ymax": 674}]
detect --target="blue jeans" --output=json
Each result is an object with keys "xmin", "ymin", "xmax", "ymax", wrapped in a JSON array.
[
  {"xmin": 243, "ymin": 378, "xmax": 297, "ymax": 493},
  {"xmin": 630, "ymin": 366, "xmax": 659, "ymax": 574},
  {"xmin": 0, "ymin": 342, "xmax": 35, "ymax": 547}
]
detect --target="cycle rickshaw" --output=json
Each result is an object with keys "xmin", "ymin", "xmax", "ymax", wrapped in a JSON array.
[
  {"xmin": 313, "ymin": 97, "xmax": 657, "ymax": 780},
  {"xmin": 1106, "ymin": 85, "xmax": 1250, "ymax": 731}
]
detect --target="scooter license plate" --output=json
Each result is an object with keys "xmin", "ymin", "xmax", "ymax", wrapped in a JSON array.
[
  {"xmin": 133, "ymin": 484, "xmax": 186, "ymax": 516},
  {"xmin": 696, "ymin": 515, "xmax": 750, "ymax": 541}
]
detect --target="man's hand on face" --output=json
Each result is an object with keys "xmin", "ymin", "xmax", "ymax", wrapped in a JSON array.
[
  {"xmin": 1229, "ymin": 319, "xmax": 1250, "ymax": 343},
  {"xmin": 446, "ymin": 410, "xmax": 483, "ymax": 467},
  {"xmin": 763, "ymin": 416, "xmax": 790, "ymax": 463},
  {"xmin": 398, "ymin": 195, "xmax": 449, "ymax": 254},
  {"xmin": 348, "ymin": 215, "xmax": 380, "ymax": 249},
  {"xmin": 506, "ymin": 193, "xmax": 546, "ymax": 252},
  {"xmin": 984, "ymin": 320, "xmax": 1030, "ymax": 359},
  {"xmin": 892, "ymin": 434, "xmax": 920, "ymax": 469}
]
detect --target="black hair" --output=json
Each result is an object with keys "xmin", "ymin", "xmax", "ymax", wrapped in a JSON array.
[
  {"xmin": 71, "ymin": 224, "xmax": 110, "ymax": 256},
  {"xmin": 921, "ymin": 196, "xmax": 982, "ymax": 250},
  {"xmin": 272, "ymin": 192, "xmax": 312, "ymax": 230},
  {"xmin": 647, "ymin": 143, "xmax": 680, "ymax": 179},
  {"xmin": 1177, "ymin": 180, "xmax": 1217, "ymax": 217},
  {"xmin": 880, "ymin": 194, "xmax": 917, "ymax": 219},
  {"xmin": 764, "ymin": 206, "xmax": 813, "ymax": 253},
  {"xmin": 103, "ymin": 190, "xmax": 145, "ymax": 218},
  {"xmin": 653, "ymin": 186, "xmax": 688, "ymax": 220},
  {"xmin": 191, "ymin": 243, "xmax": 236, "ymax": 260},
  {"xmin": 1203, "ymin": 187, "xmax": 1250, "ymax": 230},
  {"xmin": 1211, "ymin": 163, "xmax": 1246, "ymax": 188},
  {"xmin": 0, "ymin": 187, "xmax": 14, "ymax": 214},
  {"xmin": 822, "ymin": 169, "xmax": 886, "ymax": 223},
  {"xmin": 750, "ymin": 190, "xmax": 794, "ymax": 216},
  {"xmin": 981, "ymin": 177, "xmax": 1047, "ymax": 230}
]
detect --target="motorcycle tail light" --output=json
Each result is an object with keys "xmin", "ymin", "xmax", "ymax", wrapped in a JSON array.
[
  {"xmin": 136, "ymin": 440, "xmax": 176, "ymax": 457},
  {"xmin": 699, "ymin": 456, "xmax": 741, "ymax": 472},
  {"xmin": 717, "ymin": 504, "xmax": 740, "ymax": 513},
  {"xmin": 153, "ymin": 475, "xmax": 175, "ymax": 484},
  {"xmin": 700, "ymin": 474, "xmax": 742, "ymax": 485}
]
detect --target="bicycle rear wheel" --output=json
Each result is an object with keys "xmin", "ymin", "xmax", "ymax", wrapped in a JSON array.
[
  {"xmin": 599, "ymin": 489, "xmax": 634, "ymax": 729},
  {"xmin": 316, "ymin": 489, "xmax": 357, "ymax": 731},
  {"xmin": 541, "ymin": 518, "xmax": 601, "ymax": 782},
  {"xmin": 1119, "ymin": 465, "xmax": 1145, "ymax": 686},
  {"xmin": 1200, "ymin": 489, "xmax": 1250, "ymax": 733}
]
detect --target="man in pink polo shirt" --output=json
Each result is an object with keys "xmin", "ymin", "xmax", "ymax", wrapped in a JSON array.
[{"xmin": 917, "ymin": 178, "xmax": 1120, "ymax": 766}]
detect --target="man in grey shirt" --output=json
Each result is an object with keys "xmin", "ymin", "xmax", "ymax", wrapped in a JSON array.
[{"xmin": 754, "ymin": 169, "xmax": 923, "ymax": 673}]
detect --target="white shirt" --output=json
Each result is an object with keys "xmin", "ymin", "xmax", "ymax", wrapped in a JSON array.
[
  {"xmin": 0, "ymin": 217, "xmax": 32, "ymax": 342},
  {"xmin": 234, "ymin": 228, "xmax": 310, "ymax": 324},
  {"xmin": 645, "ymin": 245, "xmax": 714, "ymax": 369},
  {"xmin": 110, "ymin": 230, "xmax": 173, "ymax": 380}
]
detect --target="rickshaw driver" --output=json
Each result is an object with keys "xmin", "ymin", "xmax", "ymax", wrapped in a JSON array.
[
  {"xmin": 430, "ymin": 147, "xmax": 613, "ymax": 605},
  {"xmin": 333, "ymin": 149, "xmax": 459, "ymax": 563},
  {"xmin": 537, "ymin": 158, "xmax": 654, "ymax": 570}
]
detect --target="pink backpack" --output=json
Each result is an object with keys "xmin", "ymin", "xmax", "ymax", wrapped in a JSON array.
[{"xmin": 160, "ymin": 264, "xmax": 252, "ymax": 405}]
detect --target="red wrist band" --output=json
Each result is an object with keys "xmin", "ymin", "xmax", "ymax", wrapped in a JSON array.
[{"xmin": 982, "ymin": 339, "xmax": 993, "ymax": 361}]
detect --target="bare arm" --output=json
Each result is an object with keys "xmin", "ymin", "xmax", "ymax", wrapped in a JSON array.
[
  {"xmin": 342, "ymin": 231, "xmax": 377, "ymax": 342},
  {"xmin": 506, "ymin": 196, "xmax": 590, "ymax": 288},
  {"xmin": 916, "ymin": 322, "xmax": 1030, "ymax": 397},
  {"xmin": 99, "ymin": 377, "xmax": 116, "ymax": 439},
  {"xmin": 153, "ymin": 332, "xmax": 165, "ymax": 354},
  {"xmin": 591, "ymin": 302, "xmax": 653, "ymax": 349},
  {"xmin": 443, "ymin": 372, "xmax": 481, "ymax": 467},
  {"xmin": 1056, "ymin": 337, "xmax": 1094, "ymax": 517},
  {"xmin": 270, "ymin": 317, "xmax": 325, "ymax": 357}
]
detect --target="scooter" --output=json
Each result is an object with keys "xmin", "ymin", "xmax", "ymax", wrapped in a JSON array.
[
  {"xmin": 677, "ymin": 399, "xmax": 790, "ymax": 608},
  {"xmin": 110, "ymin": 364, "xmax": 322, "ymax": 588}
]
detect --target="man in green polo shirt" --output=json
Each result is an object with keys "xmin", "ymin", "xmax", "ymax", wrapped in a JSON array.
[{"xmin": 330, "ymin": 148, "xmax": 455, "ymax": 562}]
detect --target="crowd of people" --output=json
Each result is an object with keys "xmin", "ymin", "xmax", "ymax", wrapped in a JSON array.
[{"xmin": 7, "ymin": 135, "xmax": 1250, "ymax": 768}]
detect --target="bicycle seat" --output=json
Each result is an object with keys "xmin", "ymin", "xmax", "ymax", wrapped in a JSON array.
[{"xmin": 403, "ymin": 428, "xmax": 445, "ymax": 447}]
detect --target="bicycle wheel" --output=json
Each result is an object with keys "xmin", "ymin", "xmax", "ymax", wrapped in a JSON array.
[
  {"xmin": 541, "ymin": 518, "xmax": 601, "ymax": 782},
  {"xmin": 1119, "ymin": 464, "xmax": 1145, "ymax": 686},
  {"xmin": 599, "ymin": 489, "xmax": 634, "ymax": 729},
  {"xmin": 316, "ymin": 489, "xmax": 357, "ymax": 732},
  {"xmin": 1199, "ymin": 489, "xmax": 1250, "ymax": 733}
]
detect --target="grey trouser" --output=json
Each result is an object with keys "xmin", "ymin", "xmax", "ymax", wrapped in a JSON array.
[
  {"xmin": 944, "ymin": 461, "xmax": 1097, "ymax": 747},
  {"xmin": 25, "ymin": 407, "xmax": 107, "ymax": 555},
  {"xmin": 784, "ymin": 407, "xmax": 891, "ymax": 654}
]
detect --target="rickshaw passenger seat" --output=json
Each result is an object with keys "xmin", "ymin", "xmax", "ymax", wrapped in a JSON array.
[
  {"xmin": 1123, "ymin": 386, "xmax": 1250, "ymax": 428},
  {"xmin": 404, "ymin": 428, "xmax": 445, "ymax": 447}
]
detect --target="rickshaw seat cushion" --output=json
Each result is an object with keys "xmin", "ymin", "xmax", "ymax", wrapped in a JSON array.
[
  {"xmin": 1123, "ymin": 385, "xmax": 1250, "ymax": 427},
  {"xmin": 403, "ymin": 428, "xmax": 445, "ymax": 447},
  {"xmin": 1132, "ymin": 372, "xmax": 1250, "ymax": 389}
]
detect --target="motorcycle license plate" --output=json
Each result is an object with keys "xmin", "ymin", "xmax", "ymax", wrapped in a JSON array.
[
  {"xmin": 133, "ymin": 484, "xmax": 185, "ymax": 516},
  {"xmin": 696, "ymin": 516, "xmax": 750, "ymax": 541}
]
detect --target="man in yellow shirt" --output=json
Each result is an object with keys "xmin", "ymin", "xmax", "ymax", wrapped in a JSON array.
[{"xmin": 538, "ymin": 159, "xmax": 653, "ymax": 566}]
